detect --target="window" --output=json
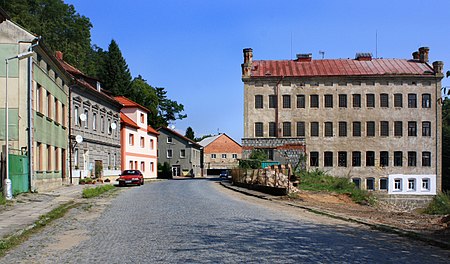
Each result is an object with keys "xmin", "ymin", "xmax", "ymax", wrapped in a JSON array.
[
  {"xmin": 93, "ymin": 113, "xmax": 97, "ymax": 130},
  {"xmin": 297, "ymin": 95, "xmax": 305, "ymax": 108},
  {"xmin": 151, "ymin": 162, "xmax": 154, "ymax": 172},
  {"xmin": 394, "ymin": 151, "xmax": 403, "ymax": 166},
  {"xmin": 380, "ymin": 151, "xmax": 389, "ymax": 167},
  {"xmin": 107, "ymin": 119, "xmax": 111, "ymax": 134},
  {"xmin": 380, "ymin": 178, "xmax": 388, "ymax": 190},
  {"xmin": 101, "ymin": 116, "xmax": 104, "ymax": 132},
  {"xmin": 408, "ymin": 94, "xmax": 417, "ymax": 108},
  {"xmin": 380, "ymin": 121, "xmax": 389, "ymax": 136},
  {"xmin": 422, "ymin": 122, "xmax": 431, "ymax": 136},
  {"xmin": 282, "ymin": 122, "xmax": 291, "ymax": 137},
  {"xmin": 338, "ymin": 122, "xmax": 347, "ymax": 137},
  {"xmin": 73, "ymin": 147, "xmax": 78, "ymax": 169},
  {"xmin": 352, "ymin": 122, "xmax": 361, "ymax": 137},
  {"xmin": 255, "ymin": 95, "xmax": 263, "ymax": 109},
  {"xmin": 394, "ymin": 94, "xmax": 403, "ymax": 107},
  {"xmin": 352, "ymin": 151, "xmax": 361, "ymax": 167},
  {"xmin": 352, "ymin": 94, "xmax": 361, "ymax": 108},
  {"xmin": 380, "ymin": 93, "xmax": 389, "ymax": 107},
  {"xmin": 324, "ymin": 94, "xmax": 333, "ymax": 108},
  {"xmin": 408, "ymin": 179, "xmax": 416, "ymax": 191},
  {"xmin": 74, "ymin": 106, "xmax": 79, "ymax": 126},
  {"xmin": 324, "ymin": 122, "xmax": 333, "ymax": 137},
  {"xmin": 167, "ymin": 137, "xmax": 173, "ymax": 143},
  {"xmin": 282, "ymin": 95, "xmax": 291, "ymax": 108},
  {"xmin": 366, "ymin": 121, "xmax": 375, "ymax": 137},
  {"xmin": 394, "ymin": 179, "xmax": 402, "ymax": 191},
  {"xmin": 422, "ymin": 94, "xmax": 431, "ymax": 108},
  {"xmin": 422, "ymin": 152, "xmax": 431, "ymax": 167},
  {"xmin": 310, "ymin": 95, "xmax": 319, "ymax": 108},
  {"xmin": 408, "ymin": 151, "xmax": 417, "ymax": 166},
  {"xmin": 269, "ymin": 95, "xmax": 277, "ymax": 108},
  {"xmin": 150, "ymin": 139, "xmax": 154, "ymax": 150},
  {"xmin": 338, "ymin": 152, "xmax": 347, "ymax": 167},
  {"xmin": 84, "ymin": 109, "xmax": 88, "ymax": 128},
  {"xmin": 339, "ymin": 94, "xmax": 347, "ymax": 108},
  {"xmin": 167, "ymin": 149, "xmax": 173, "ymax": 158},
  {"xmin": 297, "ymin": 122, "xmax": 305, "ymax": 137},
  {"xmin": 140, "ymin": 137, "xmax": 145, "ymax": 147},
  {"xmin": 422, "ymin": 179, "xmax": 430, "ymax": 190},
  {"xmin": 141, "ymin": 162, "xmax": 145, "ymax": 172},
  {"xmin": 129, "ymin": 160, "xmax": 133, "ymax": 169},
  {"xmin": 324, "ymin": 152, "xmax": 333, "ymax": 167},
  {"xmin": 269, "ymin": 122, "xmax": 277, "ymax": 137},
  {"xmin": 310, "ymin": 152, "xmax": 319, "ymax": 166},
  {"xmin": 140, "ymin": 113, "xmax": 145, "ymax": 123},
  {"xmin": 222, "ymin": 154, "xmax": 227, "ymax": 158},
  {"xmin": 408, "ymin": 121, "xmax": 417, "ymax": 136},
  {"xmin": 394, "ymin": 121, "xmax": 403, "ymax": 136},
  {"xmin": 366, "ymin": 94, "xmax": 375, "ymax": 107},
  {"xmin": 211, "ymin": 154, "xmax": 216, "ymax": 159},
  {"xmin": 352, "ymin": 178, "xmax": 361, "ymax": 189},
  {"xmin": 129, "ymin": 134, "xmax": 134, "ymax": 145},
  {"xmin": 180, "ymin": 149, "xmax": 186, "ymax": 158},
  {"xmin": 311, "ymin": 122, "xmax": 319, "ymax": 137},
  {"xmin": 366, "ymin": 151, "xmax": 375, "ymax": 166},
  {"xmin": 366, "ymin": 178, "xmax": 375, "ymax": 190},
  {"xmin": 232, "ymin": 154, "xmax": 238, "ymax": 159},
  {"xmin": 255, "ymin": 122, "xmax": 263, "ymax": 137}
]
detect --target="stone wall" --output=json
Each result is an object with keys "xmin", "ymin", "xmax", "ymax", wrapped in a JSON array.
[{"xmin": 375, "ymin": 193, "xmax": 435, "ymax": 212}]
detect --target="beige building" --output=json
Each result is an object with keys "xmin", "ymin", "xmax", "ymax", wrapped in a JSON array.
[{"xmin": 242, "ymin": 48, "xmax": 444, "ymax": 194}]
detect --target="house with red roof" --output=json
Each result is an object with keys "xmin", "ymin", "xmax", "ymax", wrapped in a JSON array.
[
  {"xmin": 198, "ymin": 133, "xmax": 242, "ymax": 175},
  {"xmin": 115, "ymin": 96, "xmax": 159, "ymax": 178},
  {"xmin": 242, "ymin": 47, "xmax": 444, "ymax": 200}
]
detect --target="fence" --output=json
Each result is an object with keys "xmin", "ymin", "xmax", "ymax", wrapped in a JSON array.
[
  {"xmin": 231, "ymin": 164, "xmax": 298, "ymax": 195},
  {"xmin": 0, "ymin": 151, "xmax": 30, "ymax": 195}
]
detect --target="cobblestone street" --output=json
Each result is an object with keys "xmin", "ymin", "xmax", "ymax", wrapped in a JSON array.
[{"xmin": 1, "ymin": 178, "xmax": 449, "ymax": 263}]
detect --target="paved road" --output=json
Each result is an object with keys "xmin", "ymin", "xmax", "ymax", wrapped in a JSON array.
[{"xmin": 3, "ymin": 178, "xmax": 450, "ymax": 263}]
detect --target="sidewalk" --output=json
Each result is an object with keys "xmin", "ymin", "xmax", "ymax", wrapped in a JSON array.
[
  {"xmin": 219, "ymin": 181, "xmax": 450, "ymax": 250},
  {"xmin": 0, "ymin": 184, "xmax": 85, "ymax": 239}
]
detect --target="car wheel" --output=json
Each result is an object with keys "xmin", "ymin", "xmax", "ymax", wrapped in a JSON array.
[{"xmin": 141, "ymin": 180, "xmax": 144, "ymax": 185}]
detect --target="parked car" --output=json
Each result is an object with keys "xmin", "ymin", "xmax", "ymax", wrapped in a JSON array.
[
  {"xmin": 117, "ymin": 170, "xmax": 144, "ymax": 186},
  {"xmin": 219, "ymin": 170, "xmax": 230, "ymax": 179}
]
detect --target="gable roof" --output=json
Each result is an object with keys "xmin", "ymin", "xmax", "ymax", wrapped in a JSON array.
[
  {"xmin": 147, "ymin": 125, "xmax": 159, "ymax": 135},
  {"xmin": 249, "ymin": 59, "xmax": 435, "ymax": 78},
  {"xmin": 157, "ymin": 127, "xmax": 202, "ymax": 149},
  {"xmin": 114, "ymin": 96, "xmax": 151, "ymax": 113},
  {"xmin": 198, "ymin": 133, "xmax": 242, "ymax": 148},
  {"xmin": 120, "ymin": 114, "xmax": 139, "ymax": 129}
]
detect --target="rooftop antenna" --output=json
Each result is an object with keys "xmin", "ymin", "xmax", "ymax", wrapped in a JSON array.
[
  {"xmin": 319, "ymin": 50, "xmax": 325, "ymax": 59},
  {"xmin": 375, "ymin": 30, "xmax": 378, "ymax": 59}
]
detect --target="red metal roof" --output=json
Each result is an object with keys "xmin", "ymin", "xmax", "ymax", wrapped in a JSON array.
[
  {"xmin": 120, "ymin": 114, "xmax": 139, "ymax": 129},
  {"xmin": 114, "ymin": 96, "xmax": 151, "ymax": 113},
  {"xmin": 147, "ymin": 125, "xmax": 159, "ymax": 135},
  {"xmin": 250, "ymin": 59, "xmax": 434, "ymax": 78}
]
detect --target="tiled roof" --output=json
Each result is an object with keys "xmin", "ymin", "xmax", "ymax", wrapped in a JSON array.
[
  {"xmin": 250, "ymin": 59, "xmax": 435, "ymax": 78},
  {"xmin": 114, "ymin": 96, "xmax": 151, "ymax": 113},
  {"xmin": 147, "ymin": 125, "xmax": 159, "ymax": 135},
  {"xmin": 157, "ymin": 127, "xmax": 202, "ymax": 148},
  {"xmin": 120, "ymin": 114, "xmax": 139, "ymax": 129}
]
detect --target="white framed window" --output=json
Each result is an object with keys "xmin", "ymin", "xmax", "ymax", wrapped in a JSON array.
[
  {"xmin": 394, "ymin": 179, "xmax": 402, "ymax": 191},
  {"xmin": 84, "ymin": 109, "xmax": 89, "ymax": 128},
  {"xmin": 93, "ymin": 113, "xmax": 97, "ymax": 130},
  {"xmin": 232, "ymin": 154, "xmax": 237, "ymax": 159},
  {"xmin": 108, "ymin": 119, "xmax": 112, "ymax": 134},
  {"xmin": 167, "ymin": 149, "xmax": 173, "ymax": 158},
  {"xmin": 211, "ymin": 154, "xmax": 216, "ymax": 159},
  {"xmin": 74, "ymin": 106, "xmax": 79, "ymax": 126},
  {"xmin": 74, "ymin": 148, "xmax": 79, "ymax": 168},
  {"xmin": 222, "ymin": 154, "xmax": 227, "ymax": 159},
  {"xmin": 167, "ymin": 137, "xmax": 173, "ymax": 143},
  {"xmin": 408, "ymin": 179, "xmax": 416, "ymax": 191},
  {"xmin": 129, "ymin": 133, "xmax": 134, "ymax": 146},
  {"xmin": 180, "ymin": 149, "xmax": 186, "ymax": 158},
  {"xmin": 422, "ymin": 178, "xmax": 430, "ymax": 191}
]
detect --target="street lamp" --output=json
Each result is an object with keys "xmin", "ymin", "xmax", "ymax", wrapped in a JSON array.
[{"xmin": 4, "ymin": 50, "xmax": 34, "ymax": 200}]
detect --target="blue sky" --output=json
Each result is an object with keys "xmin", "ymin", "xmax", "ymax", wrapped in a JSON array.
[{"xmin": 65, "ymin": 0, "xmax": 450, "ymax": 142}]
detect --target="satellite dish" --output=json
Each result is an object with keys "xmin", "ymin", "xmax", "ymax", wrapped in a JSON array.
[
  {"xmin": 111, "ymin": 123, "xmax": 117, "ymax": 130},
  {"xmin": 75, "ymin": 135, "xmax": 83, "ymax": 144},
  {"xmin": 79, "ymin": 113, "xmax": 87, "ymax": 122}
]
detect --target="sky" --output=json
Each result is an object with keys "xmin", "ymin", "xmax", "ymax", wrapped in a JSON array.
[{"xmin": 65, "ymin": 0, "xmax": 450, "ymax": 142}]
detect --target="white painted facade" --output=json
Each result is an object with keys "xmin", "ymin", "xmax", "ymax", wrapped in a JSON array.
[{"xmin": 388, "ymin": 174, "xmax": 436, "ymax": 195}]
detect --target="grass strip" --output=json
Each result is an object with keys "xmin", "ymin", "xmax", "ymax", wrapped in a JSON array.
[
  {"xmin": 82, "ymin": 184, "xmax": 115, "ymax": 199},
  {"xmin": 0, "ymin": 201, "xmax": 77, "ymax": 258}
]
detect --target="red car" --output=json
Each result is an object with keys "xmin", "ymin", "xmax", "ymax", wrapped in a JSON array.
[{"xmin": 117, "ymin": 170, "xmax": 144, "ymax": 186}]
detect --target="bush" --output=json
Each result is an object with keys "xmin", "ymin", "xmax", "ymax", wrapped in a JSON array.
[
  {"xmin": 423, "ymin": 192, "xmax": 450, "ymax": 215},
  {"xmin": 82, "ymin": 185, "xmax": 115, "ymax": 198},
  {"xmin": 239, "ymin": 159, "xmax": 261, "ymax": 169}
]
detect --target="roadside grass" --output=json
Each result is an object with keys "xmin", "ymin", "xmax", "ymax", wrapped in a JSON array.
[
  {"xmin": 82, "ymin": 184, "xmax": 115, "ymax": 199},
  {"xmin": 0, "ymin": 196, "xmax": 6, "ymax": 206},
  {"xmin": 0, "ymin": 201, "xmax": 77, "ymax": 258},
  {"xmin": 423, "ymin": 191, "xmax": 450, "ymax": 215},
  {"xmin": 298, "ymin": 169, "xmax": 375, "ymax": 205}
]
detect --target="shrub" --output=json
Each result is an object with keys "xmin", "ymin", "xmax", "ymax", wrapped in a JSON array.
[
  {"xmin": 423, "ymin": 191, "xmax": 450, "ymax": 215},
  {"xmin": 82, "ymin": 185, "xmax": 115, "ymax": 198}
]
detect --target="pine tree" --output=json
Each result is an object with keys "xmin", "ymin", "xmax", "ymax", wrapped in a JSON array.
[
  {"xmin": 185, "ymin": 127, "xmax": 195, "ymax": 140},
  {"xmin": 100, "ymin": 39, "xmax": 132, "ymax": 96}
]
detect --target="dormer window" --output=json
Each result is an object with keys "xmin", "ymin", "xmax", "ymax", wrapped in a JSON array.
[{"xmin": 140, "ymin": 113, "xmax": 145, "ymax": 123}]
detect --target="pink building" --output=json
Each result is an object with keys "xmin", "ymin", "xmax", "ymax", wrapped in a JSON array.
[{"xmin": 115, "ymin": 96, "xmax": 159, "ymax": 178}]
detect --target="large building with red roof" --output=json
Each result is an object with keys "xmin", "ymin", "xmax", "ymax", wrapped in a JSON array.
[
  {"xmin": 115, "ymin": 96, "xmax": 159, "ymax": 178},
  {"xmin": 242, "ymin": 48, "xmax": 444, "ymax": 196}
]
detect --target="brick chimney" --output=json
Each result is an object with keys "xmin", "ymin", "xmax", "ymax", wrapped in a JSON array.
[
  {"xmin": 412, "ymin": 51, "xmax": 420, "ymax": 60},
  {"xmin": 242, "ymin": 48, "xmax": 253, "ymax": 78},
  {"xmin": 418, "ymin": 47, "xmax": 429, "ymax": 63},
  {"xmin": 55, "ymin": 51, "xmax": 63, "ymax": 60},
  {"xmin": 355, "ymin": 52, "xmax": 372, "ymax": 61},
  {"xmin": 295, "ymin": 53, "xmax": 312, "ymax": 62}
]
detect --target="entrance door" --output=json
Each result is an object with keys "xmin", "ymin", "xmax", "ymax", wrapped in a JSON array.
[{"xmin": 172, "ymin": 165, "xmax": 180, "ymax": 177}]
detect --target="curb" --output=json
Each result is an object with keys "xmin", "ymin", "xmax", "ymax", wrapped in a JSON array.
[{"xmin": 220, "ymin": 181, "xmax": 450, "ymax": 250}]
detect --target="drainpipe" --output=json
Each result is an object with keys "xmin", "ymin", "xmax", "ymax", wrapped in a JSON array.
[
  {"xmin": 68, "ymin": 85, "xmax": 73, "ymax": 184},
  {"xmin": 275, "ymin": 76, "xmax": 284, "ymax": 137}
]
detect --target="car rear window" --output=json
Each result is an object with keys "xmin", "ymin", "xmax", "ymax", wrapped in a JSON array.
[{"xmin": 123, "ymin": 170, "xmax": 140, "ymax": 175}]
